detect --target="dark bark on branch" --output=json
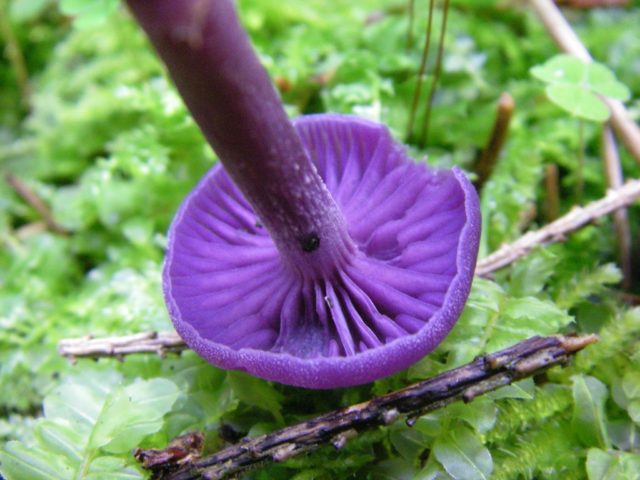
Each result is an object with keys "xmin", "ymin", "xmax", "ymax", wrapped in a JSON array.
[{"xmin": 133, "ymin": 334, "xmax": 596, "ymax": 480}]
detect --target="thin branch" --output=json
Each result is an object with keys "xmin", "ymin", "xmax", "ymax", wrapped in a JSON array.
[
  {"xmin": 5, "ymin": 173, "xmax": 70, "ymax": 235},
  {"xmin": 476, "ymin": 179, "xmax": 640, "ymax": 276},
  {"xmin": 58, "ymin": 331, "xmax": 186, "ymax": 361},
  {"xmin": 133, "ymin": 334, "xmax": 597, "ymax": 480},
  {"xmin": 544, "ymin": 163, "xmax": 560, "ymax": 222},
  {"xmin": 602, "ymin": 125, "xmax": 632, "ymax": 288},
  {"xmin": 474, "ymin": 92, "xmax": 515, "ymax": 191},
  {"xmin": 15, "ymin": 221, "xmax": 48, "ymax": 240},
  {"xmin": 529, "ymin": 0, "xmax": 640, "ymax": 164}
]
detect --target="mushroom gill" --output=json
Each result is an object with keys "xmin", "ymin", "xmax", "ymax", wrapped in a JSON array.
[{"xmin": 165, "ymin": 115, "xmax": 479, "ymax": 388}]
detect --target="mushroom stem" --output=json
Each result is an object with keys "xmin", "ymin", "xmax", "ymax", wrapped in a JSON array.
[{"xmin": 125, "ymin": 0, "xmax": 354, "ymax": 279}]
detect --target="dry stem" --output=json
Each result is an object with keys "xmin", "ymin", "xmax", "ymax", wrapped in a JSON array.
[
  {"xmin": 133, "ymin": 334, "xmax": 596, "ymax": 480},
  {"xmin": 476, "ymin": 179, "xmax": 640, "ymax": 276},
  {"xmin": 602, "ymin": 126, "xmax": 632, "ymax": 288},
  {"xmin": 5, "ymin": 173, "xmax": 69, "ymax": 235},
  {"xmin": 544, "ymin": 164, "xmax": 560, "ymax": 222},
  {"xmin": 474, "ymin": 92, "xmax": 515, "ymax": 191}
]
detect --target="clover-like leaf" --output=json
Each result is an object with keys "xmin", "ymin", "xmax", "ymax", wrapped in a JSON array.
[
  {"xmin": 531, "ymin": 54, "xmax": 585, "ymax": 85},
  {"xmin": 587, "ymin": 62, "xmax": 632, "ymax": 100},
  {"xmin": 546, "ymin": 84, "xmax": 610, "ymax": 122},
  {"xmin": 531, "ymin": 54, "xmax": 631, "ymax": 122}
]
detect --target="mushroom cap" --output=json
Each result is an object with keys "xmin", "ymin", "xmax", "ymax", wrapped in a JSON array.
[{"xmin": 164, "ymin": 114, "xmax": 480, "ymax": 389}]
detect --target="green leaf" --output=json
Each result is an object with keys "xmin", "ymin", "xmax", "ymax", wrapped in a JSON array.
[
  {"xmin": 545, "ymin": 84, "xmax": 610, "ymax": 122},
  {"xmin": 0, "ymin": 441, "xmax": 73, "ymax": 480},
  {"xmin": 508, "ymin": 248, "xmax": 559, "ymax": 297},
  {"xmin": 530, "ymin": 54, "xmax": 630, "ymax": 121},
  {"xmin": 35, "ymin": 420, "xmax": 84, "ymax": 464},
  {"xmin": 44, "ymin": 370, "xmax": 119, "ymax": 430},
  {"xmin": 1, "ymin": 373, "xmax": 178, "ymax": 479},
  {"xmin": 587, "ymin": 448, "xmax": 640, "ymax": 480},
  {"xmin": 488, "ymin": 378, "xmax": 535, "ymax": 400},
  {"xmin": 433, "ymin": 426, "xmax": 493, "ymax": 480},
  {"xmin": 86, "ymin": 456, "xmax": 144, "ymax": 480},
  {"xmin": 629, "ymin": 400, "xmax": 640, "ymax": 425},
  {"xmin": 608, "ymin": 420, "xmax": 640, "ymax": 451},
  {"xmin": 228, "ymin": 371, "xmax": 284, "ymax": 424},
  {"xmin": 389, "ymin": 426, "xmax": 429, "ymax": 462},
  {"xmin": 415, "ymin": 455, "xmax": 448, "ymax": 480},
  {"xmin": 531, "ymin": 54, "xmax": 586, "ymax": 84},
  {"xmin": 572, "ymin": 375, "xmax": 610, "ymax": 449},
  {"xmin": 439, "ymin": 278, "xmax": 505, "ymax": 364},
  {"xmin": 587, "ymin": 448, "xmax": 615, "ymax": 480},
  {"xmin": 622, "ymin": 372, "xmax": 640, "ymax": 399},
  {"xmin": 444, "ymin": 398, "xmax": 497, "ymax": 434},
  {"xmin": 487, "ymin": 296, "xmax": 572, "ymax": 351},
  {"xmin": 91, "ymin": 378, "xmax": 180, "ymax": 453},
  {"xmin": 586, "ymin": 62, "xmax": 631, "ymax": 101}
]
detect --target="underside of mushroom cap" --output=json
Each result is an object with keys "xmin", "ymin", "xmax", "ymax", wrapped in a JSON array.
[{"xmin": 164, "ymin": 114, "xmax": 480, "ymax": 389}]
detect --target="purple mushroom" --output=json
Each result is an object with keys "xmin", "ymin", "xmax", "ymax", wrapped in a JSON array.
[{"xmin": 126, "ymin": 0, "xmax": 480, "ymax": 389}]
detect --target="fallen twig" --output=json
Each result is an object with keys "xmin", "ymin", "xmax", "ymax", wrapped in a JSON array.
[
  {"xmin": 529, "ymin": 0, "xmax": 640, "ymax": 164},
  {"xmin": 5, "ymin": 173, "xmax": 69, "ymax": 235},
  {"xmin": 133, "ymin": 334, "xmax": 596, "ymax": 480},
  {"xmin": 476, "ymin": 179, "xmax": 640, "ymax": 276},
  {"xmin": 58, "ymin": 331, "xmax": 186, "ymax": 361}
]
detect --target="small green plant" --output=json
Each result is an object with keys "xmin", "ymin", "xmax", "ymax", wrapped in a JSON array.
[
  {"xmin": 531, "ymin": 54, "xmax": 630, "ymax": 122},
  {"xmin": 531, "ymin": 54, "xmax": 631, "ymax": 199},
  {"xmin": 0, "ymin": 371, "xmax": 180, "ymax": 479}
]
